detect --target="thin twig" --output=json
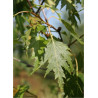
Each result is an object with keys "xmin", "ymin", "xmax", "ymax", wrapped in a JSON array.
[
  {"xmin": 41, "ymin": 8, "xmax": 63, "ymax": 41},
  {"xmin": 13, "ymin": 11, "xmax": 58, "ymax": 32},
  {"xmin": 68, "ymin": 34, "xmax": 84, "ymax": 47},
  {"xmin": 13, "ymin": 57, "xmax": 47, "ymax": 71},
  {"xmin": 13, "ymin": 87, "xmax": 37, "ymax": 98},
  {"xmin": 36, "ymin": 0, "xmax": 45, "ymax": 14},
  {"xmin": 13, "ymin": 10, "xmax": 63, "ymax": 41},
  {"xmin": 42, "ymin": 8, "xmax": 48, "ymax": 22},
  {"xmin": 26, "ymin": 90, "xmax": 38, "ymax": 98},
  {"xmin": 13, "ymin": 57, "xmax": 33, "ymax": 67},
  {"xmin": 27, "ymin": 0, "xmax": 35, "ymax": 12}
]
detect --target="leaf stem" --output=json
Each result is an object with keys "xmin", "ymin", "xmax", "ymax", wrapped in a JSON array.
[
  {"xmin": 13, "ymin": 11, "xmax": 29, "ymax": 17},
  {"xmin": 75, "ymin": 57, "xmax": 78, "ymax": 76}
]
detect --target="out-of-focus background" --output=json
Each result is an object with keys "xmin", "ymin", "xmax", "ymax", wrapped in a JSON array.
[{"xmin": 13, "ymin": 0, "xmax": 84, "ymax": 97}]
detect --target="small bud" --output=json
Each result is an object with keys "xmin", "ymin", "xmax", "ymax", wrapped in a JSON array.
[{"xmin": 57, "ymin": 27, "xmax": 61, "ymax": 32}]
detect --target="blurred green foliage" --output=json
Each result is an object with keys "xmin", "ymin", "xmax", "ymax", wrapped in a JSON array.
[{"xmin": 13, "ymin": 0, "xmax": 84, "ymax": 98}]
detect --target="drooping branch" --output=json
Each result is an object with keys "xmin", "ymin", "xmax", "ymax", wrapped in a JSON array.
[
  {"xmin": 68, "ymin": 34, "xmax": 84, "ymax": 47},
  {"xmin": 13, "ymin": 11, "xmax": 59, "ymax": 33},
  {"xmin": 13, "ymin": 57, "xmax": 47, "ymax": 71},
  {"xmin": 13, "ymin": 57, "xmax": 33, "ymax": 67}
]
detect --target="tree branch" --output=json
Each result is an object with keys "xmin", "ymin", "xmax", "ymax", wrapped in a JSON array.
[
  {"xmin": 42, "ymin": 8, "xmax": 48, "ymax": 22},
  {"xmin": 41, "ymin": 8, "xmax": 63, "ymax": 41},
  {"xmin": 57, "ymin": 27, "xmax": 63, "ymax": 42},
  {"xmin": 13, "ymin": 57, "xmax": 33, "ymax": 67},
  {"xmin": 13, "ymin": 87, "xmax": 37, "ymax": 98},
  {"xmin": 26, "ymin": 90, "xmax": 37, "ymax": 98},
  {"xmin": 13, "ymin": 57, "xmax": 47, "ymax": 71},
  {"xmin": 68, "ymin": 34, "xmax": 84, "ymax": 47},
  {"xmin": 36, "ymin": 0, "xmax": 45, "ymax": 14},
  {"xmin": 13, "ymin": 11, "xmax": 58, "ymax": 31},
  {"xmin": 27, "ymin": 0, "xmax": 35, "ymax": 12},
  {"xmin": 13, "ymin": 11, "xmax": 63, "ymax": 41}
]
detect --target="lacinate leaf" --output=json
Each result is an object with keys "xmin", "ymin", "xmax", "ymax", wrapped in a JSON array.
[
  {"xmin": 61, "ymin": 0, "xmax": 81, "ymax": 27},
  {"xmin": 61, "ymin": 19, "xmax": 84, "ymax": 45},
  {"xmin": 41, "ymin": 40, "xmax": 73, "ymax": 89}
]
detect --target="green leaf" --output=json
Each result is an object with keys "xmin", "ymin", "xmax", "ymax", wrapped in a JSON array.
[
  {"xmin": 21, "ymin": 15, "xmax": 30, "ymax": 23},
  {"xmin": 45, "ymin": 3, "xmax": 59, "ymax": 12},
  {"xmin": 15, "ymin": 15, "xmax": 25, "ymax": 35},
  {"xmin": 31, "ymin": 56, "xmax": 40, "ymax": 74},
  {"xmin": 14, "ymin": 85, "xmax": 29, "ymax": 98},
  {"xmin": 61, "ymin": 0, "xmax": 81, "ymax": 27},
  {"xmin": 41, "ymin": 40, "xmax": 73, "ymax": 89},
  {"xmin": 36, "ymin": 24, "xmax": 47, "ymax": 33},
  {"xmin": 13, "ymin": 0, "xmax": 30, "ymax": 14},
  {"xmin": 76, "ymin": 0, "xmax": 81, "ymax": 4},
  {"xmin": 81, "ymin": 0, "xmax": 84, "ymax": 7},
  {"xmin": 21, "ymin": 28, "xmax": 32, "ymax": 48},
  {"xmin": 78, "ymin": 72, "xmax": 84, "ymax": 83},
  {"xmin": 61, "ymin": 19, "xmax": 84, "ymax": 45},
  {"xmin": 61, "ymin": 31, "xmax": 67, "ymax": 36},
  {"xmin": 29, "ymin": 16, "xmax": 41, "ymax": 24},
  {"xmin": 14, "ymin": 39, "xmax": 22, "ymax": 45},
  {"xmin": 63, "ymin": 70, "xmax": 84, "ymax": 97},
  {"xmin": 30, "ymin": 35, "xmax": 48, "ymax": 60},
  {"xmin": 46, "ymin": 0, "xmax": 55, "ymax": 7}
]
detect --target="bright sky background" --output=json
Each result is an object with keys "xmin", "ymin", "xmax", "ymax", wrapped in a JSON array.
[{"xmin": 38, "ymin": 1, "xmax": 84, "ymax": 38}]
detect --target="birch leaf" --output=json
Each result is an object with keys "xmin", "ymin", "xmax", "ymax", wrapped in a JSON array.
[{"xmin": 41, "ymin": 40, "xmax": 73, "ymax": 89}]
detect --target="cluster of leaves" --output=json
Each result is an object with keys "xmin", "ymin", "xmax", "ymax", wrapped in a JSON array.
[
  {"xmin": 14, "ymin": 85, "xmax": 29, "ymax": 98},
  {"xmin": 13, "ymin": 0, "xmax": 84, "ymax": 97},
  {"xmin": 63, "ymin": 70, "xmax": 84, "ymax": 97},
  {"xmin": 14, "ymin": 85, "xmax": 37, "ymax": 98},
  {"xmin": 55, "ymin": 0, "xmax": 82, "ymax": 27}
]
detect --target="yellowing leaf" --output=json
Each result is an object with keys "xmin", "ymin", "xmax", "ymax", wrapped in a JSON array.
[
  {"xmin": 47, "ymin": 0, "xmax": 55, "ymax": 6},
  {"xmin": 28, "ymin": 36, "xmax": 31, "ymax": 40},
  {"xmin": 51, "ymin": 9, "xmax": 55, "ymax": 13},
  {"xmin": 29, "ymin": 16, "xmax": 41, "ymax": 24},
  {"xmin": 61, "ymin": 19, "xmax": 84, "ymax": 45},
  {"xmin": 67, "ymin": 0, "xmax": 72, "ymax": 3}
]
